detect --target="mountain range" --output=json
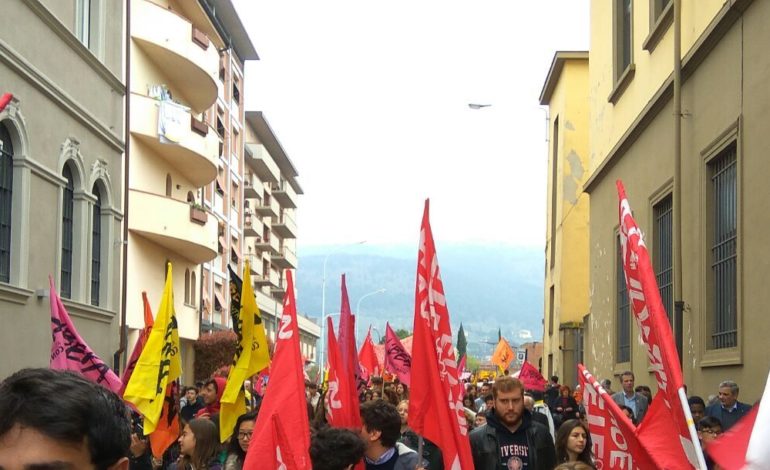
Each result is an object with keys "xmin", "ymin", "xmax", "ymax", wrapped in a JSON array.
[{"xmin": 294, "ymin": 243, "xmax": 544, "ymax": 357}]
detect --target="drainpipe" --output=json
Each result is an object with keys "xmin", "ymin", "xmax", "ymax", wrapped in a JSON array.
[
  {"xmin": 114, "ymin": 0, "xmax": 131, "ymax": 374},
  {"xmin": 672, "ymin": 0, "xmax": 684, "ymax": 349}
]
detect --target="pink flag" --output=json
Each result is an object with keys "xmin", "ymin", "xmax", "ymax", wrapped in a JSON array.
[
  {"xmin": 706, "ymin": 406, "xmax": 759, "ymax": 470},
  {"xmin": 49, "ymin": 277, "xmax": 122, "ymax": 393},
  {"xmin": 617, "ymin": 180, "xmax": 703, "ymax": 469},
  {"xmin": 517, "ymin": 360, "xmax": 547, "ymax": 392},
  {"xmin": 408, "ymin": 200, "xmax": 473, "ymax": 470},
  {"xmin": 579, "ymin": 364, "xmax": 659, "ymax": 469},
  {"xmin": 358, "ymin": 327, "xmax": 380, "ymax": 381},
  {"xmin": 325, "ymin": 317, "xmax": 361, "ymax": 428},
  {"xmin": 0, "ymin": 93, "xmax": 13, "ymax": 113},
  {"xmin": 119, "ymin": 292, "xmax": 154, "ymax": 397},
  {"xmin": 245, "ymin": 271, "xmax": 310, "ymax": 469},
  {"xmin": 384, "ymin": 322, "xmax": 412, "ymax": 387}
]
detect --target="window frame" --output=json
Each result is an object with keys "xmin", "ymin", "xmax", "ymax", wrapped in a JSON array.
[
  {"xmin": 615, "ymin": 231, "xmax": 631, "ymax": 366},
  {"xmin": 609, "ymin": 0, "xmax": 636, "ymax": 104},
  {"xmin": 61, "ymin": 164, "xmax": 75, "ymax": 299},
  {"xmin": 0, "ymin": 123, "xmax": 14, "ymax": 283},
  {"xmin": 90, "ymin": 184, "xmax": 101, "ymax": 306},
  {"xmin": 643, "ymin": 0, "xmax": 673, "ymax": 52}
]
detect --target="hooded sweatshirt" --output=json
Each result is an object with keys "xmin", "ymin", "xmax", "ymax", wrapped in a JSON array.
[
  {"xmin": 196, "ymin": 376, "xmax": 226, "ymax": 418},
  {"xmin": 486, "ymin": 408, "xmax": 532, "ymax": 469}
]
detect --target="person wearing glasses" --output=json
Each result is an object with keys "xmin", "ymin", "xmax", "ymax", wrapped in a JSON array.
[
  {"xmin": 224, "ymin": 411, "xmax": 257, "ymax": 470},
  {"xmin": 696, "ymin": 416, "xmax": 723, "ymax": 470}
]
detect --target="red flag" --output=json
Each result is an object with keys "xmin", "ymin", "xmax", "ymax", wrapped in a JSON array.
[
  {"xmin": 245, "ymin": 271, "xmax": 311, "ymax": 469},
  {"xmin": 407, "ymin": 200, "xmax": 473, "ymax": 470},
  {"xmin": 384, "ymin": 322, "xmax": 412, "ymax": 387},
  {"xmin": 120, "ymin": 292, "xmax": 155, "ymax": 397},
  {"xmin": 148, "ymin": 381, "xmax": 180, "ymax": 458},
  {"xmin": 325, "ymin": 316, "xmax": 361, "ymax": 428},
  {"xmin": 517, "ymin": 360, "xmax": 547, "ymax": 392},
  {"xmin": 617, "ymin": 180, "xmax": 703, "ymax": 469},
  {"xmin": 358, "ymin": 327, "xmax": 380, "ymax": 381},
  {"xmin": 339, "ymin": 275, "xmax": 367, "ymax": 394},
  {"xmin": 0, "ymin": 93, "xmax": 13, "ymax": 113},
  {"xmin": 579, "ymin": 364, "xmax": 659, "ymax": 469},
  {"xmin": 705, "ymin": 405, "xmax": 758, "ymax": 470}
]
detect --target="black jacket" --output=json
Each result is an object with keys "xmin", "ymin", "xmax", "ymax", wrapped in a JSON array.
[{"xmin": 469, "ymin": 409, "xmax": 556, "ymax": 470}]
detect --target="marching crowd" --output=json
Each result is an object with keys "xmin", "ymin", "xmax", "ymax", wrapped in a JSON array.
[{"xmin": 0, "ymin": 366, "xmax": 755, "ymax": 470}]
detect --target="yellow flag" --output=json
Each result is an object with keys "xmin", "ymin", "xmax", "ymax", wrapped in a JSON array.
[
  {"xmin": 220, "ymin": 260, "xmax": 270, "ymax": 442},
  {"xmin": 124, "ymin": 263, "xmax": 181, "ymax": 434},
  {"xmin": 491, "ymin": 337, "xmax": 514, "ymax": 372}
]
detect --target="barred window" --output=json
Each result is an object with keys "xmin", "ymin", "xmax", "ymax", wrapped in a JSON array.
[
  {"xmin": 61, "ymin": 165, "xmax": 75, "ymax": 298},
  {"xmin": 0, "ymin": 123, "xmax": 13, "ymax": 283},
  {"xmin": 617, "ymin": 235, "xmax": 631, "ymax": 363},
  {"xmin": 653, "ymin": 195, "xmax": 673, "ymax": 325},
  {"xmin": 91, "ymin": 185, "xmax": 101, "ymax": 306},
  {"xmin": 709, "ymin": 143, "xmax": 737, "ymax": 349}
]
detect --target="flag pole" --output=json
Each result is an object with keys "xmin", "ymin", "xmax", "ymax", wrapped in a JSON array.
[
  {"xmin": 679, "ymin": 387, "xmax": 708, "ymax": 470},
  {"xmin": 416, "ymin": 435, "xmax": 424, "ymax": 469}
]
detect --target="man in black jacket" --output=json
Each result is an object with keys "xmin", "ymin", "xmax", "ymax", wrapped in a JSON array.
[{"xmin": 470, "ymin": 377, "xmax": 556, "ymax": 469}]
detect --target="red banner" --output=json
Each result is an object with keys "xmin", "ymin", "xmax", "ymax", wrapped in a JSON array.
[
  {"xmin": 0, "ymin": 93, "xmax": 12, "ymax": 113},
  {"xmin": 339, "ymin": 275, "xmax": 367, "ymax": 395},
  {"xmin": 517, "ymin": 360, "xmax": 547, "ymax": 392},
  {"xmin": 325, "ymin": 316, "xmax": 361, "ymax": 428},
  {"xmin": 384, "ymin": 322, "xmax": 412, "ymax": 387},
  {"xmin": 408, "ymin": 200, "xmax": 473, "ymax": 470},
  {"xmin": 579, "ymin": 364, "xmax": 658, "ymax": 469},
  {"xmin": 358, "ymin": 328, "xmax": 380, "ymax": 381},
  {"xmin": 149, "ymin": 382, "xmax": 179, "ymax": 458},
  {"xmin": 245, "ymin": 271, "xmax": 311, "ymax": 469},
  {"xmin": 617, "ymin": 180, "xmax": 702, "ymax": 469}
]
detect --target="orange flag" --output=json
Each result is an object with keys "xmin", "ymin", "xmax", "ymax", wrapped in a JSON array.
[
  {"xmin": 491, "ymin": 337, "xmax": 514, "ymax": 371},
  {"xmin": 149, "ymin": 381, "xmax": 180, "ymax": 458}
]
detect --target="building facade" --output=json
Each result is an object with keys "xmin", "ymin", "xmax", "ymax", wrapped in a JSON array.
[
  {"xmin": 539, "ymin": 52, "xmax": 590, "ymax": 388},
  {"xmin": 0, "ymin": 0, "xmax": 125, "ymax": 378},
  {"xmin": 582, "ymin": 0, "xmax": 768, "ymax": 400}
]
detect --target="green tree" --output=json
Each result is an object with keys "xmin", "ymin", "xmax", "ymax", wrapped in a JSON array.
[
  {"xmin": 456, "ymin": 323, "xmax": 467, "ymax": 359},
  {"xmin": 378, "ymin": 328, "xmax": 411, "ymax": 344}
]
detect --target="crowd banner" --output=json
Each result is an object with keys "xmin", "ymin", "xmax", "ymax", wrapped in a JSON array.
[
  {"xmin": 49, "ymin": 277, "xmax": 122, "ymax": 393},
  {"xmin": 339, "ymin": 275, "xmax": 367, "ymax": 394},
  {"xmin": 384, "ymin": 322, "xmax": 412, "ymax": 387},
  {"xmin": 325, "ymin": 316, "xmax": 361, "ymax": 428},
  {"xmin": 517, "ymin": 360, "xmax": 547, "ymax": 392},
  {"xmin": 358, "ymin": 327, "xmax": 381, "ymax": 381},
  {"xmin": 408, "ymin": 199, "xmax": 473, "ymax": 470},
  {"xmin": 491, "ymin": 338, "xmax": 514, "ymax": 372},
  {"xmin": 245, "ymin": 271, "xmax": 310, "ymax": 469},
  {"xmin": 617, "ymin": 180, "xmax": 704, "ymax": 469},
  {"xmin": 124, "ymin": 263, "xmax": 181, "ymax": 435},
  {"xmin": 120, "ymin": 292, "xmax": 155, "ymax": 397},
  {"xmin": 220, "ymin": 261, "xmax": 270, "ymax": 442}
]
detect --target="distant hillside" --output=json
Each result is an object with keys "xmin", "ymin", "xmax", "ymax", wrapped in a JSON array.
[{"xmin": 294, "ymin": 244, "xmax": 544, "ymax": 357}]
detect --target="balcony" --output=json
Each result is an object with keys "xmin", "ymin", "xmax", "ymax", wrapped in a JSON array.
[
  {"xmin": 245, "ymin": 143, "xmax": 279, "ymax": 184},
  {"xmin": 272, "ymin": 213, "xmax": 297, "ymax": 239},
  {"xmin": 254, "ymin": 197, "xmax": 279, "ymax": 218},
  {"xmin": 243, "ymin": 213, "xmax": 262, "ymax": 238},
  {"xmin": 271, "ymin": 246, "xmax": 298, "ymax": 270},
  {"xmin": 243, "ymin": 172, "xmax": 260, "ymax": 199},
  {"xmin": 271, "ymin": 180, "xmax": 298, "ymax": 209},
  {"xmin": 128, "ymin": 189, "xmax": 217, "ymax": 264},
  {"xmin": 271, "ymin": 280, "xmax": 286, "ymax": 300},
  {"xmin": 130, "ymin": 93, "xmax": 218, "ymax": 187},
  {"xmin": 132, "ymin": 0, "xmax": 219, "ymax": 113}
]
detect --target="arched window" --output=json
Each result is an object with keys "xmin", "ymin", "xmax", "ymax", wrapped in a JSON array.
[
  {"xmin": 184, "ymin": 268, "xmax": 190, "ymax": 304},
  {"xmin": 91, "ymin": 184, "xmax": 102, "ymax": 306},
  {"xmin": 61, "ymin": 164, "xmax": 75, "ymax": 298},
  {"xmin": 190, "ymin": 270, "xmax": 197, "ymax": 307},
  {"xmin": 165, "ymin": 173, "xmax": 172, "ymax": 197},
  {"xmin": 0, "ymin": 123, "xmax": 13, "ymax": 283}
]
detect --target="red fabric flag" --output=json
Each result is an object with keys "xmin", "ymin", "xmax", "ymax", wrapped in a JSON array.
[
  {"xmin": 324, "ymin": 316, "xmax": 361, "ymax": 428},
  {"xmin": 617, "ymin": 180, "xmax": 703, "ymax": 469},
  {"xmin": 407, "ymin": 200, "xmax": 473, "ymax": 470},
  {"xmin": 517, "ymin": 360, "xmax": 547, "ymax": 392},
  {"xmin": 148, "ymin": 381, "xmax": 179, "ymax": 458},
  {"xmin": 706, "ymin": 405, "xmax": 758, "ymax": 470},
  {"xmin": 358, "ymin": 327, "xmax": 380, "ymax": 381},
  {"xmin": 384, "ymin": 322, "xmax": 412, "ymax": 387},
  {"xmin": 245, "ymin": 271, "xmax": 311, "ymax": 469},
  {"xmin": 0, "ymin": 93, "xmax": 13, "ymax": 113},
  {"xmin": 339, "ymin": 275, "xmax": 367, "ymax": 394},
  {"xmin": 120, "ymin": 292, "xmax": 155, "ymax": 397},
  {"xmin": 579, "ymin": 364, "xmax": 659, "ymax": 469}
]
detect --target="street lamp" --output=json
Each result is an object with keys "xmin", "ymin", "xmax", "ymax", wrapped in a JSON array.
[
  {"xmin": 355, "ymin": 288, "xmax": 386, "ymax": 346},
  {"xmin": 318, "ymin": 241, "xmax": 365, "ymax": 373}
]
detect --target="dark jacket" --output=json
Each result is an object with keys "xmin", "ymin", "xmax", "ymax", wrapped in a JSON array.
[
  {"xmin": 705, "ymin": 401, "xmax": 752, "ymax": 430},
  {"xmin": 469, "ymin": 409, "xmax": 556, "ymax": 470}
]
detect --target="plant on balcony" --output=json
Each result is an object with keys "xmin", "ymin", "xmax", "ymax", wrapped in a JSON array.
[{"xmin": 190, "ymin": 202, "xmax": 208, "ymax": 225}]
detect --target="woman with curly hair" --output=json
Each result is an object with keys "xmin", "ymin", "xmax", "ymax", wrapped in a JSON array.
[{"xmin": 555, "ymin": 419, "xmax": 595, "ymax": 468}]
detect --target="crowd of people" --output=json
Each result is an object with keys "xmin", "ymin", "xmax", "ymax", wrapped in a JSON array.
[{"xmin": 0, "ymin": 367, "xmax": 755, "ymax": 470}]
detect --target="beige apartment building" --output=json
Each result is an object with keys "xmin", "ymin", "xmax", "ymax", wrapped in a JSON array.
[
  {"xmin": 539, "ymin": 52, "xmax": 590, "ymax": 388},
  {"xmin": 0, "ymin": 1, "xmax": 125, "ymax": 378},
  {"xmin": 581, "ymin": 0, "xmax": 769, "ymax": 400}
]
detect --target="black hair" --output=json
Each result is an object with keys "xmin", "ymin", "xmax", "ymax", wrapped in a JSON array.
[
  {"xmin": 227, "ymin": 410, "xmax": 258, "ymax": 462},
  {"xmin": 688, "ymin": 396, "xmax": 706, "ymax": 407},
  {"xmin": 484, "ymin": 393, "xmax": 494, "ymax": 402},
  {"xmin": 184, "ymin": 385, "xmax": 198, "ymax": 394},
  {"xmin": 555, "ymin": 419, "xmax": 594, "ymax": 465},
  {"xmin": 0, "ymin": 368, "xmax": 130, "ymax": 470},
  {"xmin": 310, "ymin": 426, "xmax": 366, "ymax": 470},
  {"xmin": 618, "ymin": 405, "xmax": 637, "ymax": 425},
  {"xmin": 360, "ymin": 399, "xmax": 401, "ymax": 448},
  {"xmin": 551, "ymin": 375, "xmax": 559, "ymax": 383},
  {"xmin": 697, "ymin": 416, "xmax": 722, "ymax": 431}
]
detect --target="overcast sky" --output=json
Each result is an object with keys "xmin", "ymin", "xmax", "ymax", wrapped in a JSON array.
[{"xmin": 234, "ymin": 1, "xmax": 590, "ymax": 249}]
